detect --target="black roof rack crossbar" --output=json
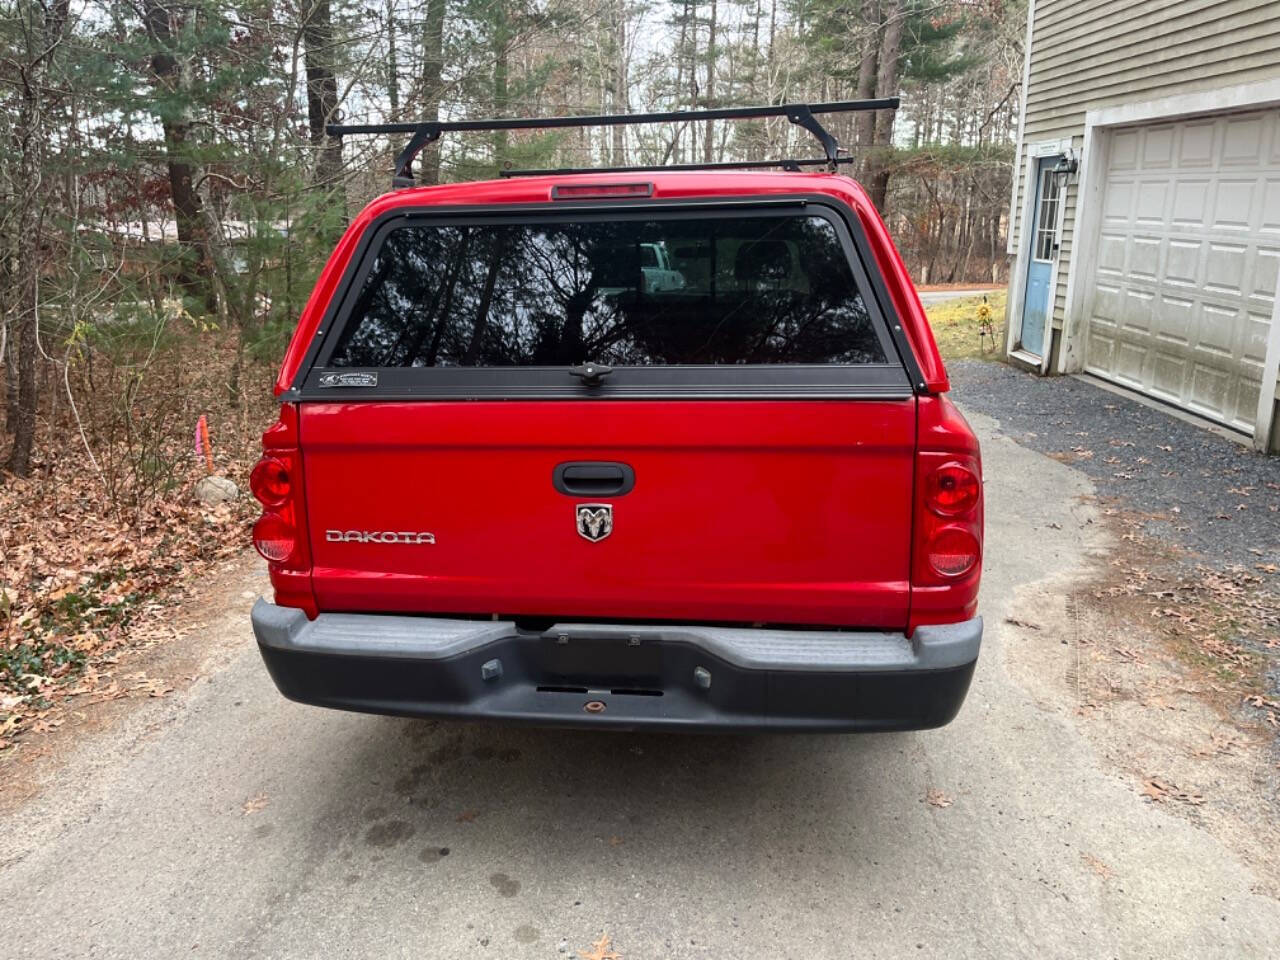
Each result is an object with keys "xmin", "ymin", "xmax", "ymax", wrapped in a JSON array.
[
  {"xmin": 328, "ymin": 98, "xmax": 899, "ymax": 189},
  {"xmin": 498, "ymin": 156, "xmax": 854, "ymax": 178}
]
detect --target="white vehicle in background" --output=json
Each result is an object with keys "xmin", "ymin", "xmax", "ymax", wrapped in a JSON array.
[{"xmin": 639, "ymin": 242, "xmax": 685, "ymax": 292}]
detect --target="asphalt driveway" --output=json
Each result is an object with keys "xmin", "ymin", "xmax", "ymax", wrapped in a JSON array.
[
  {"xmin": 2, "ymin": 410, "xmax": 1278, "ymax": 959},
  {"xmin": 948, "ymin": 360, "xmax": 1280, "ymax": 576}
]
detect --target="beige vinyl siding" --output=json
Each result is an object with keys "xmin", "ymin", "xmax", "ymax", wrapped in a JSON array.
[{"xmin": 1011, "ymin": 0, "xmax": 1280, "ymax": 330}]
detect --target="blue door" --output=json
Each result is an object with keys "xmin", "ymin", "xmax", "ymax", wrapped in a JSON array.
[{"xmin": 1020, "ymin": 159, "xmax": 1061, "ymax": 358}]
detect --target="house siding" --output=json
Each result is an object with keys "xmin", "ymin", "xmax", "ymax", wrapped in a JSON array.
[{"xmin": 1011, "ymin": 0, "xmax": 1280, "ymax": 331}]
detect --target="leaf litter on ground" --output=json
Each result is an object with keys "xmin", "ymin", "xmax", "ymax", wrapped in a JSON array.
[{"xmin": 1, "ymin": 349, "xmax": 273, "ymax": 750}]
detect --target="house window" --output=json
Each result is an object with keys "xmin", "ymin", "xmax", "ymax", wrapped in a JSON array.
[{"xmin": 1033, "ymin": 167, "xmax": 1061, "ymax": 261}]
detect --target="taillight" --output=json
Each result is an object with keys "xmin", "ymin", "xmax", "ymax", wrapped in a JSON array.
[
  {"xmin": 250, "ymin": 450, "xmax": 303, "ymax": 564},
  {"xmin": 926, "ymin": 463, "xmax": 980, "ymax": 516},
  {"xmin": 926, "ymin": 526, "xmax": 980, "ymax": 578},
  {"xmin": 253, "ymin": 513, "xmax": 297, "ymax": 562},
  {"xmin": 911, "ymin": 397, "xmax": 984, "ymax": 633},
  {"xmin": 252, "ymin": 403, "xmax": 316, "ymax": 616},
  {"xmin": 250, "ymin": 457, "xmax": 291, "ymax": 507},
  {"xmin": 915, "ymin": 459, "xmax": 983, "ymax": 584}
]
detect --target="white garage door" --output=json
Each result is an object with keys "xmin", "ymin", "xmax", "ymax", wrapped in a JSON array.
[{"xmin": 1083, "ymin": 109, "xmax": 1280, "ymax": 434}]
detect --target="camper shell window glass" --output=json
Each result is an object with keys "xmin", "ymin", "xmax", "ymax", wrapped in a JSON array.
[{"xmin": 327, "ymin": 213, "xmax": 889, "ymax": 368}]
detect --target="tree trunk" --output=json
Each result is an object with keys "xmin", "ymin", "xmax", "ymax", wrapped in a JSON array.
[
  {"xmin": 7, "ymin": 238, "xmax": 38, "ymax": 475},
  {"xmin": 419, "ymin": 0, "xmax": 446, "ymax": 184},
  {"xmin": 704, "ymin": 0, "xmax": 717, "ymax": 164},
  {"xmin": 6, "ymin": 0, "xmax": 71, "ymax": 477},
  {"xmin": 492, "ymin": 20, "xmax": 509, "ymax": 170},
  {"xmin": 610, "ymin": 0, "xmax": 628, "ymax": 165},
  {"xmin": 303, "ymin": 0, "xmax": 345, "ymax": 216},
  {"xmin": 671, "ymin": 3, "xmax": 691, "ymax": 163},
  {"xmin": 4, "ymin": 324, "xmax": 18, "ymax": 436},
  {"xmin": 142, "ymin": 1, "xmax": 214, "ymax": 309},
  {"xmin": 854, "ymin": 1, "xmax": 880, "ymax": 150},
  {"xmin": 867, "ymin": 0, "xmax": 904, "ymax": 212},
  {"xmin": 387, "ymin": 0, "xmax": 400, "ymax": 117},
  {"xmin": 2, "ymin": 241, "xmax": 19, "ymax": 433}
]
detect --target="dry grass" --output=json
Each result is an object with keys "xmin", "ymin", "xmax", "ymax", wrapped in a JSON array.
[{"xmin": 923, "ymin": 289, "xmax": 1008, "ymax": 363}]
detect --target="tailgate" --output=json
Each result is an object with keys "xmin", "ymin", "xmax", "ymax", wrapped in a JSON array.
[
  {"xmin": 302, "ymin": 399, "xmax": 914, "ymax": 628},
  {"xmin": 289, "ymin": 197, "xmax": 924, "ymax": 629}
]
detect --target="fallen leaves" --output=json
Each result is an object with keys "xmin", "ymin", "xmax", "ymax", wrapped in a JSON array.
[
  {"xmin": 1004, "ymin": 617, "xmax": 1042, "ymax": 630},
  {"xmin": 1098, "ymin": 544, "xmax": 1276, "ymax": 679},
  {"xmin": 1193, "ymin": 731, "xmax": 1243, "ymax": 758},
  {"xmin": 1140, "ymin": 777, "xmax": 1205, "ymax": 806},
  {"xmin": 241, "ymin": 793, "xmax": 270, "ymax": 816},
  {"xmin": 578, "ymin": 933, "xmax": 622, "ymax": 960},
  {"xmin": 456, "ymin": 809, "xmax": 478, "ymax": 823},
  {"xmin": 1197, "ymin": 634, "xmax": 1253, "ymax": 667},
  {"xmin": 1244, "ymin": 695, "xmax": 1280, "ymax": 727},
  {"xmin": 1080, "ymin": 852, "xmax": 1114, "ymax": 881},
  {"xmin": 126, "ymin": 673, "xmax": 172, "ymax": 698},
  {"xmin": 1111, "ymin": 646, "xmax": 1146, "ymax": 665},
  {"xmin": 923, "ymin": 788, "xmax": 953, "ymax": 808},
  {"xmin": 28, "ymin": 714, "xmax": 63, "ymax": 734},
  {"xmin": 1152, "ymin": 607, "xmax": 1194, "ymax": 625},
  {"xmin": 0, "ymin": 370, "xmax": 267, "ymax": 749}
]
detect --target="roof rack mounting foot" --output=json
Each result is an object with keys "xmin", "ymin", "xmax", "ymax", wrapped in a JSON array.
[
  {"xmin": 784, "ymin": 105, "xmax": 841, "ymax": 170},
  {"xmin": 393, "ymin": 123, "xmax": 443, "ymax": 189}
]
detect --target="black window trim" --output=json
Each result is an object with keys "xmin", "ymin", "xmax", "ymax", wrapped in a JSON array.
[{"xmin": 286, "ymin": 194, "xmax": 924, "ymax": 402}]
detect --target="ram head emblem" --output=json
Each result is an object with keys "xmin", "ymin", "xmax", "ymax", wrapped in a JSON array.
[{"xmin": 575, "ymin": 504, "xmax": 613, "ymax": 542}]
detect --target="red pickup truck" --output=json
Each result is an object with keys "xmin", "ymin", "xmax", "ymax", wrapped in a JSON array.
[{"xmin": 249, "ymin": 107, "xmax": 983, "ymax": 731}]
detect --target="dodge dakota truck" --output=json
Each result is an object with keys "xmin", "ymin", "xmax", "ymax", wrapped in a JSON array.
[{"xmin": 249, "ymin": 102, "xmax": 984, "ymax": 731}]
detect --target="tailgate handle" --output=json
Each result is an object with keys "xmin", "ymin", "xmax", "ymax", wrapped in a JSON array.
[{"xmin": 554, "ymin": 462, "xmax": 635, "ymax": 497}]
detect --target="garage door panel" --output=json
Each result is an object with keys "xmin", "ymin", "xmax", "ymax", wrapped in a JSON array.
[
  {"xmin": 1113, "ymin": 339, "xmax": 1149, "ymax": 386},
  {"xmin": 1179, "ymin": 121, "xmax": 1215, "ymax": 166},
  {"xmin": 1111, "ymin": 130, "xmax": 1140, "ymax": 170},
  {"xmin": 1150, "ymin": 352, "xmax": 1188, "ymax": 401},
  {"xmin": 1165, "ymin": 239, "xmax": 1200, "ymax": 285},
  {"xmin": 1262, "ymin": 180, "xmax": 1280, "ymax": 233},
  {"xmin": 1231, "ymin": 378, "xmax": 1263, "ymax": 431},
  {"xmin": 1203, "ymin": 242, "xmax": 1247, "ymax": 296},
  {"xmin": 1103, "ymin": 180, "xmax": 1135, "ymax": 221},
  {"xmin": 1223, "ymin": 116, "xmax": 1265, "ymax": 165},
  {"xmin": 1245, "ymin": 311, "xmax": 1271, "ymax": 363},
  {"xmin": 1129, "ymin": 237, "xmax": 1161, "ymax": 279},
  {"xmin": 1187, "ymin": 363, "xmax": 1233, "ymax": 421},
  {"xmin": 1085, "ymin": 332, "xmax": 1117, "ymax": 373},
  {"xmin": 1097, "ymin": 233, "xmax": 1128, "ymax": 274},
  {"xmin": 1120, "ymin": 288, "xmax": 1155, "ymax": 334},
  {"xmin": 1172, "ymin": 179, "xmax": 1211, "ymax": 225},
  {"xmin": 1255, "ymin": 248, "xmax": 1280, "ymax": 299},
  {"xmin": 1135, "ymin": 181, "xmax": 1169, "ymax": 223},
  {"xmin": 1084, "ymin": 108, "xmax": 1278, "ymax": 436},
  {"xmin": 1143, "ymin": 126, "xmax": 1176, "ymax": 168},
  {"xmin": 1092, "ymin": 283, "xmax": 1124, "ymax": 325},
  {"xmin": 1193, "ymin": 303, "xmax": 1238, "ymax": 357},
  {"xmin": 1212, "ymin": 180, "xmax": 1256, "ymax": 230},
  {"xmin": 1154, "ymin": 294, "xmax": 1195, "ymax": 344}
]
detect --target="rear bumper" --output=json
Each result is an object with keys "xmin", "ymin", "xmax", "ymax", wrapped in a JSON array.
[{"xmin": 251, "ymin": 600, "xmax": 981, "ymax": 732}]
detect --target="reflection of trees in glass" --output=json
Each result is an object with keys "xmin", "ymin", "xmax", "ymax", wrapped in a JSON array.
[{"xmin": 329, "ymin": 216, "xmax": 886, "ymax": 368}]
